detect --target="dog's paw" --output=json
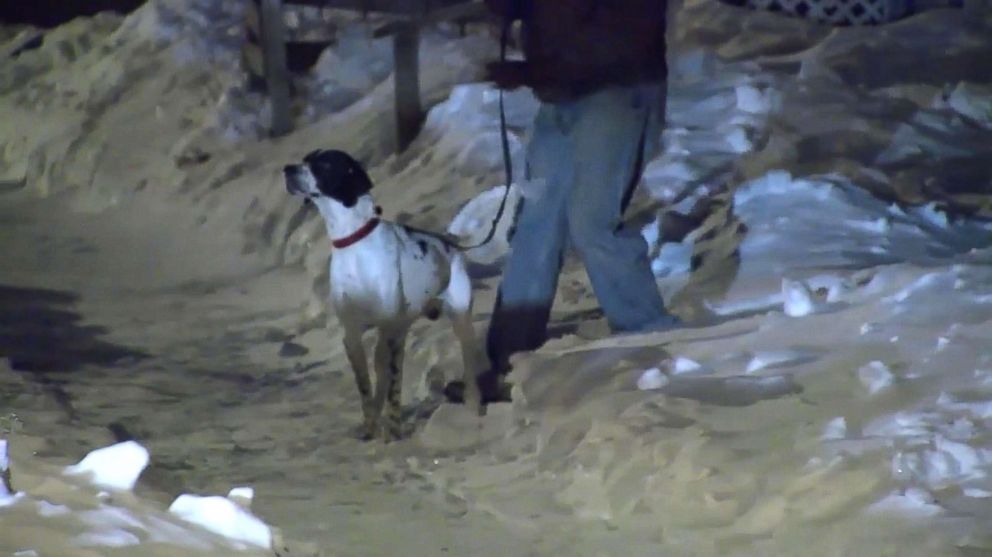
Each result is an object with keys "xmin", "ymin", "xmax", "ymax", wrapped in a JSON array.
[
  {"xmin": 354, "ymin": 423, "xmax": 376, "ymax": 442},
  {"xmin": 376, "ymin": 420, "xmax": 405, "ymax": 443}
]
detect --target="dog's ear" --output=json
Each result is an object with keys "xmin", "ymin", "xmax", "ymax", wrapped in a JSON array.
[
  {"xmin": 344, "ymin": 156, "xmax": 373, "ymax": 193},
  {"xmin": 303, "ymin": 149, "xmax": 323, "ymax": 164}
]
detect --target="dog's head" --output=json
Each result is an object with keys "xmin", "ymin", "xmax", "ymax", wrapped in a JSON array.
[{"xmin": 284, "ymin": 149, "xmax": 373, "ymax": 207}]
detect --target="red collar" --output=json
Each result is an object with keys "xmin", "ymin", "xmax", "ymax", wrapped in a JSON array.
[{"xmin": 332, "ymin": 217, "xmax": 380, "ymax": 249}]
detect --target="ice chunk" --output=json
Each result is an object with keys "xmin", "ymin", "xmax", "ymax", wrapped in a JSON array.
[
  {"xmin": 0, "ymin": 439, "xmax": 10, "ymax": 496},
  {"xmin": 651, "ymin": 242, "xmax": 692, "ymax": 278},
  {"xmin": 892, "ymin": 452, "xmax": 924, "ymax": 482},
  {"xmin": 782, "ymin": 278, "xmax": 816, "ymax": 317},
  {"xmin": 964, "ymin": 487, "xmax": 992, "ymax": 498},
  {"xmin": 865, "ymin": 411, "xmax": 934, "ymax": 439},
  {"xmin": 71, "ymin": 529, "xmax": 141, "ymax": 548},
  {"xmin": 637, "ymin": 367, "xmax": 669, "ymax": 391},
  {"xmin": 670, "ymin": 357, "xmax": 705, "ymax": 375},
  {"xmin": 889, "ymin": 272, "xmax": 944, "ymax": 303},
  {"xmin": 228, "ymin": 486, "xmax": 254, "ymax": 507},
  {"xmin": 724, "ymin": 126, "xmax": 752, "ymax": 153},
  {"xmin": 858, "ymin": 361, "xmax": 894, "ymax": 395},
  {"xmin": 821, "ymin": 417, "xmax": 847, "ymax": 440},
  {"xmin": 745, "ymin": 350, "xmax": 812, "ymax": 374},
  {"xmin": 894, "ymin": 435, "xmax": 991, "ymax": 489},
  {"xmin": 735, "ymin": 84, "xmax": 769, "ymax": 114},
  {"xmin": 945, "ymin": 82, "xmax": 992, "ymax": 127},
  {"xmin": 933, "ymin": 436, "xmax": 985, "ymax": 480},
  {"xmin": 937, "ymin": 392, "xmax": 992, "ymax": 420},
  {"xmin": 36, "ymin": 500, "xmax": 71, "ymax": 517},
  {"xmin": 866, "ymin": 489, "xmax": 943, "ymax": 518},
  {"xmin": 63, "ymin": 441, "xmax": 149, "ymax": 491},
  {"xmin": 169, "ymin": 494, "xmax": 272, "ymax": 549},
  {"xmin": 919, "ymin": 203, "xmax": 949, "ymax": 229},
  {"xmin": 227, "ymin": 486, "xmax": 256, "ymax": 511}
]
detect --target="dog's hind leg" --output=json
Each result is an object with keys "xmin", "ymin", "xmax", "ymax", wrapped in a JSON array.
[
  {"xmin": 443, "ymin": 255, "xmax": 483, "ymax": 413},
  {"xmin": 373, "ymin": 326, "xmax": 408, "ymax": 441},
  {"xmin": 343, "ymin": 326, "xmax": 375, "ymax": 439}
]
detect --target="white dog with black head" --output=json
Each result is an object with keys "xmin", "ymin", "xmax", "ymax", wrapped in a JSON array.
[{"xmin": 284, "ymin": 149, "xmax": 483, "ymax": 441}]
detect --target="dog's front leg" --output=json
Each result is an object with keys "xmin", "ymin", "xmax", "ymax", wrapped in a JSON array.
[
  {"xmin": 372, "ymin": 327, "xmax": 408, "ymax": 441},
  {"xmin": 343, "ymin": 327, "xmax": 376, "ymax": 439}
]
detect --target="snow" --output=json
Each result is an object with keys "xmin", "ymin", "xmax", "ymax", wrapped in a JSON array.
[
  {"xmin": 636, "ymin": 367, "xmax": 669, "ymax": 390},
  {"xmin": 671, "ymin": 356, "xmax": 705, "ymax": 375},
  {"xmin": 0, "ymin": 439, "xmax": 10, "ymax": 498},
  {"xmin": 858, "ymin": 361, "xmax": 895, "ymax": 395},
  {"xmin": 71, "ymin": 529, "xmax": 142, "ymax": 548},
  {"xmin": 36, "ymin": 501, "xmax": 71, "ymax": 517},
  {"xmin": 866, "ymin": 488, "xmax": 944, "ymax": 518},
  {"xmin": 227, "ymin": 486, "xmax": 254, "ymax": 506},
  {"xmin": 62, "ymin": 441, "xmax": 149, "ymax": 491},
  {"xmin": 821, "ymin": 417, "xmax": 848, "ymax": 440},
  {"xmin": 781, "ymin": 278, "xmax": 816, "ymax": 317},
  {"xmin": 0, "ymin": 438, "xmax": 273, "ymax": 556},
  {"xmin": 168, "ymin": 494, "xmax": 272, "ymax": 549}
]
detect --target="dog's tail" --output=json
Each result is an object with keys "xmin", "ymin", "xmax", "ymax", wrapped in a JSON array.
[{"xmin": 446, "ymin": 183, "xmax": 523, "ymax": 265}]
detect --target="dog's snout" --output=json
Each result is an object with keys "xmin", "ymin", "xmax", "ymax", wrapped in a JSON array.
[{"xmin": 284, "ymin": 165, "xmax": 303, "ymax": 195}]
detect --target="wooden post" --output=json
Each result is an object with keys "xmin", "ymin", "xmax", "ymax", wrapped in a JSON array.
[
  {"xmin": 259, "ymin": 0, "xmax": 293, "ymax": 137},
  {"xmin": 392, "ymin": 23, "xmax": 422, "ymax": 152}
]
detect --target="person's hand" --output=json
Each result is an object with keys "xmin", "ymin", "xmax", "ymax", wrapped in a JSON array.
[{"xmin": 485, "ymin": 61, "xmax": 530, "ymax": 90}]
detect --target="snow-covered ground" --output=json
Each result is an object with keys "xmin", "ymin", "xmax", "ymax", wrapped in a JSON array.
[{"xmin": 2, "ymin": 0, "xmax": 992, "ymax": 555}]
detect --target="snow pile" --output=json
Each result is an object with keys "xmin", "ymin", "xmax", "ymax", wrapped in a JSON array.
[
  {"xmin": 421, "ymin": 83, "xmax": 538, "ymax": 179},
  {"xmin": 636, "ymin": 367, "xmax": 669, "ymax": 390},
  {"xmin": 0, "ymin": 439, "xmax": 275, "ymax": 556},
  {"xmin": 302, "ymin": 24, "xmax": 394, "ymax": 119},
  {"xmin": 0, "ymin": 439, "xmax": 13, "ymax": 500},
  {"xmin": 858, "ymin": 361, "xmax": 895, "ymax": 395},
  {"xmin": 63, "ymin": 441, "xmax": 149, "ymax": 491},
  {"xmin": 941, "ymin": 82, "xmax": 992, "ymax": 128},
  {"xmin": 734, "ymin": 171, "xmax": 992, "ymax": 271},
  {"xmin": 781, "ymin": 277, "xmax": 816, "ymax": 317},
  {"xmin": 169, "ymin": 491, "xmax": 272, "ymax": 549},
  {"xmin": 643, "ymin": 52, "xmax": 780, "ymax": 203},
  {"xmin": 113, "ymin": 0, "xmax": 246, "ymax": 62}
]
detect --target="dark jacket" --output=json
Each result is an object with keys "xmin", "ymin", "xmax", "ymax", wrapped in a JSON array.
[{"xmin": 487, "ymin": 0, "xmax": 668, "ymax": 101}]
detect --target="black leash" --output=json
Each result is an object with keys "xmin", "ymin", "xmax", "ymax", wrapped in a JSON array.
[{"xmin": 453, "ymin": 11, "xmax": 516, "ymax": 251}]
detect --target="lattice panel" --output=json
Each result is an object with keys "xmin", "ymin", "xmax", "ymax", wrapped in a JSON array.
[{"xmin": 746, "ymin": 0, "xmax": 910, "ymax": 24}]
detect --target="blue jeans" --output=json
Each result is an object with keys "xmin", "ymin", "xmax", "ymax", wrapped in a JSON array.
[{"xmin": 486, "ymin": 82, "xmax": 676, "ymax": 374}]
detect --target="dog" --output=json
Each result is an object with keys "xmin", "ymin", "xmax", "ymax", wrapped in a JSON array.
[{"xmin": 284, "ymin": 149, "xmax": 483, "ymax": 440}]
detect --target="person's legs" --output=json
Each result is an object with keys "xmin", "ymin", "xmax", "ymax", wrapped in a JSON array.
[
  {"xmin": 566, "ymin": 83, "xmax": 677, "ymax": 333},
  {"xmin": 484, "ymin": 102, "xmax": 574, "ymax": 380}
]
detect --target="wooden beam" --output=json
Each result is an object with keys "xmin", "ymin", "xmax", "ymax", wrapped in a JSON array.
[
  {"xmin": 372, "ymin": 2, "xmax": 489, "ymax": 38},
  {"xmin": 259, "ymin": 0, "xmax": 293, "ymax": 137},
  {"xmin": 392, "ymin": 23, "xmax": 422, "ymax": 152},
  {"xmin": 283, "ymin": 0, "xmax": 472, "ymax": 15},
  {"xmin": 283, "ymin": 0, "xmax": 426, "ymax": 14}
]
